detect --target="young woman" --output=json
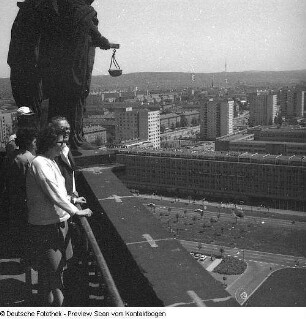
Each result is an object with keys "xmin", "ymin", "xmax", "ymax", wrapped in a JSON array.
[{"xmin": 26, "ymin": 124, "xmax": 92, "ymax": 306}]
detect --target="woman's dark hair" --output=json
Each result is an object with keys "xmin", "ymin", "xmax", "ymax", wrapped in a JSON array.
[
  {"xmin": 15, "ymin": 127, "xmax": 38, "ymax": 149},
  {"xmin": 36, "ymin": 124, "xmax": 62, "ymax": 155}
]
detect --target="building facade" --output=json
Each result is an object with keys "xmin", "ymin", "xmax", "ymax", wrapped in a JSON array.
[
  {"xmin": 0, "ymin": 112, "xmax": 15, "ymax": 149},
  {"xmin": 116, "ymin": 150, "xmax": 306, "ymax": 211},
  {"xmin": 280, "ymin": 89, "xmax": 305, "ymax": 118},
  {"xmin": 114, "ymin": 107, "xmax": 160, "ymax": 148},
  {"xmin": 200, "ymin": 99, "xmax": 234, "ymax": 140},
  {"xmin": 253, "ymin": 126, "xmax": 306, "ymax": 143},
  {"xmin": 215, "ymin": 127, "xmax": 306, "ymax": 156},
  {"xmin": 83, "ymin": 125, "xmax": 107, "ymax": 144},
  {"xmin": 139, "ymin": 109, "xmax": 160, "ymax": 149},
  {"xmin": 248, "ymin": 92, "xmax": 277, "ymax": 126}
]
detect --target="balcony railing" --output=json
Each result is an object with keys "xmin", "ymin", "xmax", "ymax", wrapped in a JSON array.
[{"xmin": 0, "ymin": 150, "xmax": 238, "ymax": 307}]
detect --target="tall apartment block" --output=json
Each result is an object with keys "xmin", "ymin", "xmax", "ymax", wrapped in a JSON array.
[
  {"xmin": 139, "ymin": 109, "xmax": 160, "ymax": 148},
  {"xmin": 279, "ymin": 89, "xmax": 305, "ymax": 118},
  {"xmin": 114, "ymin": 107, "xmax": 160, "ymax": 148},
  {"xmin": 248, "ymin": 92, "xmax": 277, "ymax": 126},
  {"xmin": 200, "ymin": 99, "xmax": 234, "ymax": 140},
  {"xmin": 0, "ymin": 112, "xmax": 15, "ymax": 149},
  {"xmin": 114, "ymin": 107, "xmax": 139, "ymax": 143}
]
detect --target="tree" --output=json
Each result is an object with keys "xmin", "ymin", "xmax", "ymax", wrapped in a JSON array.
[
  {"xmin": 220, "ymin": 247, "xmax": 225, "ymax": 258},
  {"xmin": 197, "ymin": 242, "xmax": 202, "ymax": 251},
  {"xmin": 160, "ymin": 124, "xmax": 166, "ymax": 133},
  {"xmin": 191, "ymin": 117, "xmax": 198, "ymax": 126},
  {"xmin": 180, "ymin": 115, "xmax": 188, "ymax": 127},
  {"xmin": 274, "ymin": 113, "xmax": 283, "ymax": 127},
  {"xmin": 183, "ymin": 210, "xmax": 188, "ymax": 218},
  {"xmin": 94, "ymin": 135, "xmax": 104, "ymax": 146}
]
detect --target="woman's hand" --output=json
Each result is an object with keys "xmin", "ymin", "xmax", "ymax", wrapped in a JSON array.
[
  {"xmin": 76, "ymin": 208, "xmax": 93, "ymax": 217},
  {"xmin": 74, "ymin": 196, "xmax": 87, "ymax": 204}
]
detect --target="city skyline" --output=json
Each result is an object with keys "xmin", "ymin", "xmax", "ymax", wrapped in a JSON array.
[{"xmin": 0, "ymin": 0, "xmax": 306, "ymax": 78}]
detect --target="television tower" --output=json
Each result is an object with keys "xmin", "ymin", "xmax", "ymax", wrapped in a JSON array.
[{"xmin": 224, "ymin": 59, "xmax": 228, "ymax": 87}]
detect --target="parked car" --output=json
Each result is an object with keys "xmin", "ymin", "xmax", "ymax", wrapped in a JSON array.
[
  {"xmin": 199, "ymin": 255, "xmax": 207, "ymax": 262},
  {"xmin": 147, "ymin": 203, "xmax": 156, "ymax": 207},
  {"xmin": 194, "ymin": 208, "xmax": 204, "ymax": 213},
  {"xmin": 191, "ymin": 252, "xmax": 201, "ymax": 259}
]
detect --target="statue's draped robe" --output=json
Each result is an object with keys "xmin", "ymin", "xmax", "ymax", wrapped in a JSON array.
[
  {"xmin": 8, "ymin": 0, "xmax": 109, "ymax": 148},
  {"xmin": 7, "ymin": 0, "xmax": 44, "ymax": 116},
  {"xmin": 43, "ymin": 0, "xmax": 108, "ymax": 147}
]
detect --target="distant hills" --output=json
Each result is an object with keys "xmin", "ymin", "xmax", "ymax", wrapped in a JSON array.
[
  {"xmin": 1, "ymin": 70, "xmax": 306, "ymax": 98},
  {"xmin": 91, "ymin": 70, "xmax": 306, "ymax": 91}
]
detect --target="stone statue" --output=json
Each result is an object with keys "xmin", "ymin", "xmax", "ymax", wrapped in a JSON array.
[
  {"xmin": 8, "ymin": 0, "xmax": 117, "ymax": 150},
  {"xmin": 7, "ymin": 0, "xmax": 45, "ymax": 117}
]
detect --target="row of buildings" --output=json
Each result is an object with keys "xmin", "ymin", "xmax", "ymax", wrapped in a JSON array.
[
  {"xmin": 83, "ymin": 103, "xmax": 201, "ymax": 148},
  {"xmin": 116, "ymin": 149, "xmax": 306, "ymax": 211},
  {"xmin": 216, "ymin": 126, "xmax": 306, "ymax": 156}
]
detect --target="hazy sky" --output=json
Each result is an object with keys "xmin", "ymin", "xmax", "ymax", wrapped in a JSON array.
[{"xmin": 1, "ymin": 0, "xmax": 306, "ymax": 77}]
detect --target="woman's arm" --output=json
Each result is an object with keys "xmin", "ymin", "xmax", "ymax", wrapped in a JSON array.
[{"xmin": 31, "ymin": 159, "xmax": 79, "ymax": 215}]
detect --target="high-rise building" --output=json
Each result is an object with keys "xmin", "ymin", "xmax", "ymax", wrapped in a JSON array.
[
  {"xmin": 0, "ymin": 111, "xmax": 15, "ymax": 149},
  {"xmin": 114, "ymin": 107, "xmax": 139, "ymax": 143},
  {"xmin": 280, "ymin": 89, "xmax": 305, "ymax": 118},
  {"xmin": 139, "ymin": 109, "xmax": 160, "ymax": 149},
  {"xmin": 114, "ymin": 107, "xmax": 160, "ymax": 148},
  {"xmin": 248, "ymin": 91, "xmax": 277, "ymax": 126},
  {"xmin": 200, "ymin": 99, "xmax": 234, "ymax": 140}
]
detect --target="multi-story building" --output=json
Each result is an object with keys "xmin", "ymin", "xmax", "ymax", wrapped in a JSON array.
[
  {"xmin": 0, "ymin": 111, "xmax": 16, "ymax": 149},
  {"xmin": 114, "ymin": 107, "xmax": 139, "ymax": 143},
  {"xmin": 279, "ymin": 89, "xmax": 305, "ymax": 118},
  {"xmin": 116, "ymin": 150, "xmax": 306, "ymax": 211},
  {"xmin": 160, "ymin": 111, "xmax": 199, "ymax": 130},
  {"xmin": 248, "ymin": 92, "xmax": 277, "ymax": 126},
  {"xmin": 139, "ymin": 109, "xmax": 160, "ymax": 148},
  {"xmin": 200, "ymin": 99, "xmax": 234, "ymax": 140},
  {"xmin": 114, "ymin": 107, "xmax": 160, "ymax": 148},
  {"xmin": 83, "ymin": 125, "xmax": 107, "ymax": 144},
  {"xmin": 216, "ymin": 126, "xmax": 306, "ymax": 156},
  {"xmin": 252, "ymin": 126, "xmax": 306, "ymax": 143},
  {"xmin": 217, "ymin": 140, "xmax": 306, "ymax": 156}
]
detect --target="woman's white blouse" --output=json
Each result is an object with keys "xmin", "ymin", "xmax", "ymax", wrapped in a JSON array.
[{"xmin": 26, "ymin": 155, "xmax": 79, "ymax": 225}]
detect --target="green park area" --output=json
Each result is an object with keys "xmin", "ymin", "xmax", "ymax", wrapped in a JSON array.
[{"xmin": 151, "ymin": 205, "xmax": 306, "ymax": 257}]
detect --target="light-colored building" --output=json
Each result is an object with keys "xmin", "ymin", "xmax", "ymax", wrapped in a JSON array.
[
  {"xmin": 200, "ymin": 99, "xmax": 234, "ymax": 140},
  {"xmin": 248, "ymin": 92, "xmax": 277, "ymax": 126},
  {"xmin": 114, "ymin": 107, "xmax": 160, "ymax": 148},
  {"xmin": 139, "ymin": 109, "xmax": 160, "ymax": 149},
  {"xmin": 0, "ymin": 111, "xmax": 16, "ymax": 149}
]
